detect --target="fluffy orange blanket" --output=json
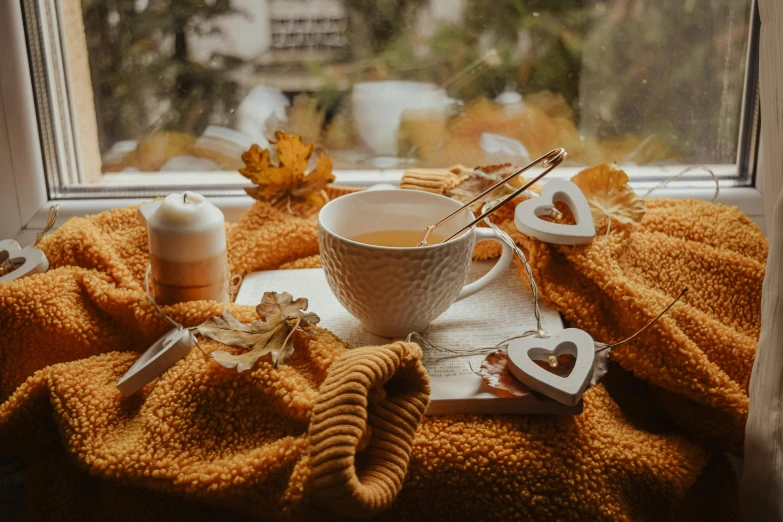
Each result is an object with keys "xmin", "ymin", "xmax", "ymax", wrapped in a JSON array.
[{"xmin": 0, "ymin": 183, "xmax": 764, "ymax": 521}]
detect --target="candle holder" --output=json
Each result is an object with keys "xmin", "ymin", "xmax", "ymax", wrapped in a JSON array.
[{"xmin": 149, "ymin": 255, "xmax": 230, "ymax": 305}]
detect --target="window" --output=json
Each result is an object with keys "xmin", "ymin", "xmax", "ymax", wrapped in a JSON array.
[{"xmin": 18, "ymin": 0, "xmax": 760, "ymax": 199}]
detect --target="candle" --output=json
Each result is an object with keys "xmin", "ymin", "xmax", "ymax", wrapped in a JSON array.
[{"xmin": 146, "ymin": 192, "xmax": 229, "ymax": 305}]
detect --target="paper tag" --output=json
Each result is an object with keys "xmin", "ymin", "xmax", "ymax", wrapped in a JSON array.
[
  {"xmin": 117, "ymin": 328, "xmax": 195, "ymax": 396},
  {"xmin": 136, "ymin": 200, "xmax": 163, "ymax": 226}
]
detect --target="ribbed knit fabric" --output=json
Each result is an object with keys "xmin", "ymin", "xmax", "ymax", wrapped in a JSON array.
[
  {"xmin": 398, "ymin": 167, "xmax": 467, "ymax": 194},
  {"xmin": 308, "ymin": 342, "xmax": 430, "ymax": 517}
]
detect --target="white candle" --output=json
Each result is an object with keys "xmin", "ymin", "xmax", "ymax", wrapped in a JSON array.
[{"xmin": 146, "ymin": 192, "xmax": 229, "ymax": 304}]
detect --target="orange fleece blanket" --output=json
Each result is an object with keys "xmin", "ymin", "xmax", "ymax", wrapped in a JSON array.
[
  {"xmin": 0, "ymin": 186, "xmax": 765, "ymax": 520},
  {"xmin": 480, "ymin": 199, "xmax": 766, "ymax": 456}
]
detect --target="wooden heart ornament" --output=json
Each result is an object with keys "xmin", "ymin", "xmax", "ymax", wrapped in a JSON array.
[
  {"xmin": 514, "ymin": 179, "xmax": 595, "ymax": 244},
  {"xmin": 0, "ymin": 239, "xmax": 49, "ymax": 283},
  {"xmin": 506, "ymin": 328, "xmax": 595, "ymax": 406}
]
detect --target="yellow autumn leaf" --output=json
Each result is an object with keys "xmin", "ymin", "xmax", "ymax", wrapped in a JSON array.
[
  {"xmin": 239, "ymin": 145, "xmax": 290, "ymax": 200},
  {"xmin": 293, "ymin": 154, "xmax": 333, "ymax": 202},
  {"xmin": 570, "ymin": 164, "xmax": 645, "ymax": 229},
  {"xmin": 274, "ymin": 130, "xmax": 313, "ymax": 181},
  {"xmin": 238, "ymin": 131, "xmax": 334, "ymax": 205}
]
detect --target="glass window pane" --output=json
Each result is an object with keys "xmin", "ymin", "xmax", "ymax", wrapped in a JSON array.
[{"xmin": 64, "ymin": 0, "xmax": 755, "ymax": 185}]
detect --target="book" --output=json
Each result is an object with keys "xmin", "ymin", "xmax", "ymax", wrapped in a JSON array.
[{"xmin": 236, "ymin": 263, "xmax": 580, "ymax": 416}]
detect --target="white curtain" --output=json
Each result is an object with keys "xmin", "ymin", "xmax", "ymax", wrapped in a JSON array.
[{"xmin": 742, "ymin": 0, "xmax": 783, "ymax": 519}]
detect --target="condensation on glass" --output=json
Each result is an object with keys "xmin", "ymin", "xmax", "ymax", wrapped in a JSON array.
[{"xmin": 23, "ymin": 0, "xmax": 758, "ymax": 194}]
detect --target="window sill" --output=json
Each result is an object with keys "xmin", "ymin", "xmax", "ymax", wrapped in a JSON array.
[{"xmin": 19, "ymin": 180, "xmax": 766, "ymax": 243}]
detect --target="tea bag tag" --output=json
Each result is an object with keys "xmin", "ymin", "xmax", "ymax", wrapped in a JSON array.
[
  {"xmin": 117, "ymin": 327, "xmax": 195, "ymax": 396},
  {"xmin": 0, "ymin": 239, "xmax": 49, "ymax": 283}
]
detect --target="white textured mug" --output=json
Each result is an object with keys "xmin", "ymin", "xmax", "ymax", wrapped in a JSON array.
[{"xmin": 318, "ymin": 190, "xmax": 513, "ymax": 337}]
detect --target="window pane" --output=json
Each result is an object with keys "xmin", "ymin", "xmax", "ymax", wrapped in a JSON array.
[{"xmin": 64, "ymin": 0, "xmax": 754, "ymax": 184}]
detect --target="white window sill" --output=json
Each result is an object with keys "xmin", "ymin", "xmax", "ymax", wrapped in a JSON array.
[
  {"xmin": 19, "ymin": 169, "xmax": 766, "ymax": 243},
  {"xmin": 90, "ymin": 164, "xmax": 740, "ymax": 188}
]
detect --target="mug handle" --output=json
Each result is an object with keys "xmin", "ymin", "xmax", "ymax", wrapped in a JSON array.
[{"xmin": 455, "ymin": 227, "xmax": 514, "ymax": 302}]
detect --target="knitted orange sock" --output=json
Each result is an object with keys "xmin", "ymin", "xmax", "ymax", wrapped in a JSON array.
[{"xmin": 307, "ymin": 342, "xmax": 430, "ymax": 517}]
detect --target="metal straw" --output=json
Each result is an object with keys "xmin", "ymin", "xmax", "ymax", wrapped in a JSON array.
[{"xmin": 418, "ymin": 148, "xmax": 567, "ymax": 246}]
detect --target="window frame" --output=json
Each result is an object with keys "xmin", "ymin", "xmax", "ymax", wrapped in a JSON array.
[{"xmin": 0, "ymin": 0, "xmax": 767, "ymax": 241}]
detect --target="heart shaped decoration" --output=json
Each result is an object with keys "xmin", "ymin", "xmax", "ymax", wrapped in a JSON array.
[
  {"xmin": 116, "ymin": 327, "xmax": 195, "ymax": 396},
  {"xmin": 514, "ymin": 179, "xmax": 595, "ymax": 244},
  {"xmin": 506, "ymin": 328, "xmax": 595, "ymax": 406},
  {"xmin": 0, "ymin": 240, "xmax": 50, "ymax": 283}
]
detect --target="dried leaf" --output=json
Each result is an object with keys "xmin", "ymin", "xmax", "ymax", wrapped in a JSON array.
[
  {"xmin": 211, "ymin": 324, "xmax": 288, "ymax": 373},
  {"xmin": 570, "ymin": 164, "xmax": 645, "ymax": 229},
  {"xmin": 324, "ymin": 113, "xmax": 356, "ymax": 150},
  {"xmin": 277, "ymin": 333, "xmax": 296, "ymax": 366},
  {"xmin": 103, "ymin": 131, "xmax": 196, "ymax": 172},
  {"xmin": 292, "ymin": 154, "xmax": 334, "ymax": 207},
  {"xmin": 447, "ymin": 173, "xmax": 510, "ymax": 211},
  {"xmin": 478, "ymin": 347, "xmax": 533, "ymax": 397},
  {"xmin": 240, "ymin": 146, "xmax": 291, "ymax": 200},
  {"xmin": 195, "ymin": 292, "xmax": 320, "ymax": 372},
  {"xmin": 446, "ymin": 164, "xmax": 525, "ymax": 212},
  {"xmin": 256, "ymin": 291, "xmax": 320, "ymax": 328},
  {"xmin": 275, "ymin": 130, "xmax": 313, "ymax": 179},
  {"xmin": 0, "ymin": 251, "xmax": 24, "ymax": 277},
  {"xmin": 195, "ymin": 310, "xmax": 280, "ymax": 349},
  {"xmin": 591, "ymin": 343, "xmax": 611, "ymax": 386},
  {"xmin": 239, "ymin": 131, "xmax": 335, "ymax": 206}
]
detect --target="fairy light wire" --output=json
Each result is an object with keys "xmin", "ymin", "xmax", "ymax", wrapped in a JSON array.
[
  {"xmin": 600, "ymin": 165, "xmax": 718, "ymax": 256},
  {"xmin": 144, "ymin": 264, "xmax": 182, "ymax": 330},
  {"xmin": 480, "ymin": 198, "xmax": 546, "ymax": 339},
  {"xmin": 144, "ymin": 264, "xmax": 212, "ymax": 358},
  {"xmin": 644, "ymin": 165, "xmax": 719, "ymax": 202},
  {"xmin": 31, "ymin": 205, "xmax": 59, "ymax": 248},
  {"xmin": 596, "ymin": 287, "xmax": 689, "ymax": 352},
  {"xmin": 443, "ymin": 149, "xmax": 566, "ymax": 242},
  {"xmin": 406, "ymin": 185, "xmax": 689, "ymax": 367},
  {"xmin": 402, "ymin": 193, "xmax": 551, "ymax": 361}
]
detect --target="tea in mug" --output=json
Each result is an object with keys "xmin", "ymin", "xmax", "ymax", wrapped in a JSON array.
[{"xmin": 350, "ymin": 229, "xmax": 446, "ymax": 247}]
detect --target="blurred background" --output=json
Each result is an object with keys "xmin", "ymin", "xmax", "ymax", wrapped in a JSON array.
[{"xmin": 81, "ymin": 0, "xmax": 753, "ymax": 174}]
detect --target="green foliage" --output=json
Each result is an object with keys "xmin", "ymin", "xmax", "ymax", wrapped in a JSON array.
[
  {"xmin": 82, "ymin": 0, "xmax": 246, "ymax": 152},
  {"xmin": 319, "ymin": 0, "xmax": 751, "ymax": 164},
  {"xmin": 342, "ymin": 0, "xmax": 428, "ymax": 55},
  {"xmin": 82, "ymin": 0, "xmax": 752, "ymax": 165},
  {"xmin": 577, "ymin": 1, "xmax": 751, "ymax": 162}
]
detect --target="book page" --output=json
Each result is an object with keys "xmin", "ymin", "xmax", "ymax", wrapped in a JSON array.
[
  {"xmin": 419, "ymin": 262, "xmax": 563, "ymax": 401},
  {"xmin": 235, "ymin": 263, "xmax": 564, "ymax": 404},
  {"xmin": 235, "ymin": 269, "xmax": 389, "ymax": 348}
]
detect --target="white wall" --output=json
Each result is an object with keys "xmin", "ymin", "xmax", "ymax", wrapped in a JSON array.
[{"xmin": 0, "ymin": 80, "xmax": 22, "ymax": 239}]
